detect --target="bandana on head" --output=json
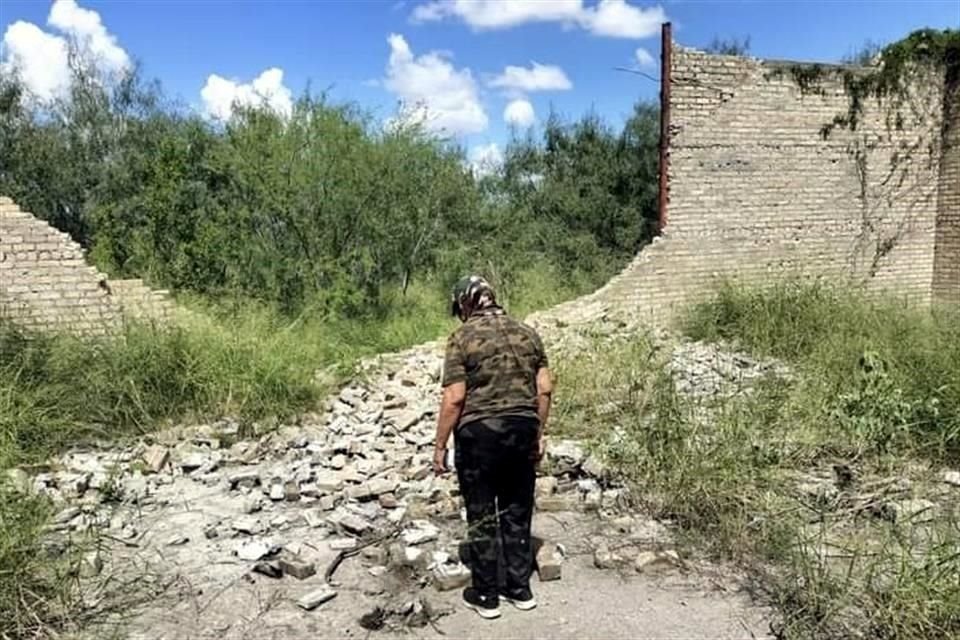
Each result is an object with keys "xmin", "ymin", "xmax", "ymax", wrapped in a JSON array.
[{"xmin": 450, "ymin": 275, "xmax": 499, "ymax": 318}]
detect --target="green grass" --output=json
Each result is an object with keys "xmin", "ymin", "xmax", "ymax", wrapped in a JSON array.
[{"xmin": 553, "ymin": 278, "xmax": 960, "ymax": 639}]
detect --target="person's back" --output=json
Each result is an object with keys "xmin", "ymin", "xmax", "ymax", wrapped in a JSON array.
[
  {"xmin": 433, "ymin": 275, "xmax": 554, "ymax": 620},
  {"xmin": 443, "ymin": 308, "xmax": 546, "ymax": 428}
]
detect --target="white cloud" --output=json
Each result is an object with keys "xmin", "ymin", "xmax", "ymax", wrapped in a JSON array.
[
  {"xmin": 1, "ymin": 0, "xmax": 130, "ymax": 101},
  {"xmin": 467, "ymin": 142, "xmax": 503, "ymax": 177},
  {"xmin": 200, "ymin": 67, "xmax": 294, "ymax": 120},
  {"xmin": 412, "ymin": 0, "xmax": 583, "ymax": 29},
  {"xmin": 48, "ymin": 0, "xmax": 130, "ymax": 70},
  {"xmin": 1, "ymin": 21, "xmax": 70, "ymax": 101},
  {"xmin": 411, "ymin": 0, "xmax": 666, "ymax": 39},
  {"xmin": 504, "ymin": 98, "xmax": 535, "ymax": 127},
  {"xmin": 584, "ymin": 0, "xmax": 664, "ymax": 39},
  {"xmin": 487, "ymin": 62, "xmax": 572, "ymax": 93},
  {"xmin": 383, "ymin": 33, "xmax": 488, "ymax": 136},
  {"xmin": 635, "ymin": 46, "xmax": 655, "ymax": 67}
]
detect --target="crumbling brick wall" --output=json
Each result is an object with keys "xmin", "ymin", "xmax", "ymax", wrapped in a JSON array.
[
  {"xmin": 933, "ymin": 76, "xmax": 960, "ymax": 305},
  {"xmin": 0, "ymin": 196, "xmax": 173, "ymax": 335},
  {"xmin": 533, "ymin": 41, "xmax": 958, "ymax": 330}
]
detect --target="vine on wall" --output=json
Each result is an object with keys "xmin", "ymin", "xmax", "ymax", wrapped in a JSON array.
[{"xmin": 764, "ymin": 28, "xmax": 959, "ymax": 282}]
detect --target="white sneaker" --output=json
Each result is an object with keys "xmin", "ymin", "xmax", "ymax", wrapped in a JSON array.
[{"xmin": 501, "ymin": 589, "xmax": 537, "ymax": 611}]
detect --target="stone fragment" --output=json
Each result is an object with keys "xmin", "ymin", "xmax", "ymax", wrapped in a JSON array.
[
  {"xmin": 253, "ymin": 561, "xmax": 282, "ymax": 578},
  {"xmin": 143, "ymin": 445, "xmax": 169, "ymax": 474},
  {"xmin": 303, "ymin": 509, "xmax": 326, "ymax": 529},
  {"xmin": 279, "ymin": 555, "xmax": 317, "ymax": 580},
  {"xmin": 329, "ymin": 454, "xmax": 347, "ymax": 470},
  {"xmin": 297, "ymin": 587, "xmax": 337, "ymax": 611},
  {"xmin": 402, "ymin": 520, "xmax": 439, "ymax": 545},
  {"xmin": 328, "ymin": 510, "xmax": 370, "ymax": 535},
  {"xmin": 584, "ymin": 489, "xmax": 602, "ymax": 510},
  {"xmin": 300, "ymin": 483, "xmax": 321, "ymax": 498},
  {"xmin": 394, "ymin": 411, "xmax": 421, "ymax": 432},
  {"xmin": 243, "ymin": 495, "xmax": 263, "ymax": 513},
  {"xmin": 582, "ymin": 454, "xmax": 607, "ymax": 479},
  {"xmin": 433, "ymin": 562, "xmax": 472, "ymax": 591},
  {"xmin": 548, "ymin": 440, "xmax": 585, "ymax": 470},
  {"xmin": 379, "ymin": 493, "xmax": 399, "ymax": 509},
  {"xmin": 593, "ymin": 545, "xmax": 616, "ymax": 569},
  {"xmin": 236, "ymin": 540, "xmax": 272, "ymax": 561},
  {"xmin": 319, "ymin": 495, "xmax": 337, "ymax": 511},
  {"xmin": 284, "ymin": 480, "xmax": 300, "ymax": 502},
  {"xmin": 634, "ymin": 550, "xmax": 683, "ymax": 573},
  {"xmin": 166, "ymin": 534, "xmax": 189, "ymax": 546},
  {"xmin": 347, "ymin": 481, "xmax": 382, "ymax": 502},
  {"xmin": 228, "ymin": 470, "xmax": 260, "ymax": 490},
  {"xmin": 536, "ymin": 542, "xmax": 563, "ymax": 581},
  {"xmin": 269, "ymin": 484, "xmax": 285, "ymax": 501},
  {"xmin": 179, "ymin": 453, "xmax": 207, "ymax": 472},
  {"xmin": 204, "ymin": 525, "xmax": 219, "ymax": 540},
  {"xmin": 232, "ymin": 516, "xmax": 261, "ymax": 535},
  {"xmin": 941, "ymin": 470, "xmax": 960, "ymax": 488},
  {"xmin": 314, "ymin": 472, "xmax": 344, "ymax": 493},
  {"xmin": 329, "ymin": 538, "xmax": 358, "ymax": 551},
  {"xmin": 537, "ymin": 494, "xmax": 577, "ymax": 512},
  {"xmin": 535, "ymin": 476, "xmax": 558, "ymax": 499},
  {"xmin": 406, "ymin": 464, "xmax": 432, "ymax": 481}
]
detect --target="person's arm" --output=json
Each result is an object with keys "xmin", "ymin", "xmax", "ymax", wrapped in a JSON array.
[
  {"xmin": 434, "ymin": 382, "xmax": 465, "ymax": 474},
  {"xmin": 434, "ymin": 334, "xmax": 466, "ymax": 475},
  {"xmin": 535, "ymin": 366, "xmax": 554, "ymax": 461}
]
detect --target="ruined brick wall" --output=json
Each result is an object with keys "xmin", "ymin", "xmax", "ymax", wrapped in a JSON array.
[
  {"xmin": 933, "ymin": 76, "xmax": 960, "ymax": 305},
  {"xmin": 533, "ymin": 42, "xmax": 957, "ymax": 330},
  {"xmin": 0, "ymin": 196, "xmax": 173, "ymax": 335}
]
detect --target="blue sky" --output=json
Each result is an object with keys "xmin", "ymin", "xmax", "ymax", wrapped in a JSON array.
[{"xmin": 1, "ymin": 0, "xmax": 957, "ymax": 163}]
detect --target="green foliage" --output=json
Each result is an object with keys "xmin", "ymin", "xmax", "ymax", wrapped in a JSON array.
[
  {"xmin": 0, "ymin": 479, "xmax": 79, "ymax": 640},
  {"xmin": 842, "ymin": 39, "xmax": 886, "ymax": 66},
  {"xmin": 828, "ymin": 28, "xmax": 958, "ymax": 136},
  {"xmin": 556, "ymin": 283, "xmax": 960, "ymax": 639},
  {"xmin": 1, "ymin": 57, "xmax": 660, "ymax": 320},
  {"xmin": 682, "ymin": 278, "xmax": 960, "ymax": 459},
  {"xmin": 704, "ymin": 35, "xmax": 752, "ymax": 56}
]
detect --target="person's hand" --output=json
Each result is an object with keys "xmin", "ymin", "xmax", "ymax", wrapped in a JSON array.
[
  {"xmin": 533, "ymin": 435, "xmax": 546, "ymax": 465},
  {"xmin": 433, "ymin": 447, "xmax": 448, "ymax": 476}
]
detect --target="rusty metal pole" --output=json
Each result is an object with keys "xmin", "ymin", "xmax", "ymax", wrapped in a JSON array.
[{"xmin": 658, "ymin": 21, "xmax": 672, "ymax": 233}]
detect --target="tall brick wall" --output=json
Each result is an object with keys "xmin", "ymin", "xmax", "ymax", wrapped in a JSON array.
[
  {"xmin": 532, "ymin": 40, "xmax": 958, "ymax": 330},
  {"xmin": 0, "ymin": 196, "xmax": 173, "ymax": 335},
  {"xmin": 933, "ymin": 76, "xmax": 960, "ymax": 305}
]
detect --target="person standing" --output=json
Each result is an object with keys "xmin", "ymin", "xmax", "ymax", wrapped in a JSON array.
[{"xmin": 433, "ymin": 275, "xmax": 554, "ymax": 620}]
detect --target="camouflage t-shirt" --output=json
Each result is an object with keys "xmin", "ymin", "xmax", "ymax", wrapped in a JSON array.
[{"xmin": 441, "ymin": 308, "xmax": 549, "ymax": 426}]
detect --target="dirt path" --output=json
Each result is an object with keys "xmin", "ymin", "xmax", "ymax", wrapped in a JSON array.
[{"xmin": 92, "ymin": 487, "xmax": 772, "ymax": 640}]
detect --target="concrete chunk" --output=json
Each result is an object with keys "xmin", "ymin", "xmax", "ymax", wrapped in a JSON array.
[
  {"xmin": 297, "ymin": 587, "xmax": 337, "ymax": 611},
  {"xmin": 634, "ymin": 550, "xmax": 682, "ymax": 574},
  {"xmin": 142, "ymin": 445, "xmax": 169, "ymax": 474},
  {"xmin": 279, "ymin": 555, "xmax": 317, "ymax": 580},
  {"xmin": 433, "ymin": 562, "xmax": 471, "ymax": 591},
  {"xmin": 536, "ymin": 542, "xmax": 563, "ymax": 581}
]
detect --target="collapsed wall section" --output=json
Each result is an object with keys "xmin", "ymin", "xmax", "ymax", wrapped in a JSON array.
[{"xmin": 0, "ymin": 196, "xmax": 173, "ymax": 335}]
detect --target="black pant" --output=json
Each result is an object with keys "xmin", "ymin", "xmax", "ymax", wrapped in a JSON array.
[{"xmin": 454, "ymin": 416, "xmax": 539, "ymax": 600}]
